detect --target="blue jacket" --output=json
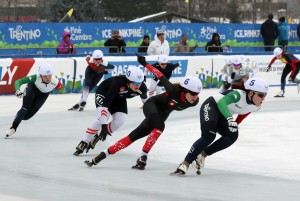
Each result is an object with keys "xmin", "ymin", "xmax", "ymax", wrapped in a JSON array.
[{"xmin": 277, "ymin": 22, "xmax": 289, "ymax": 43}]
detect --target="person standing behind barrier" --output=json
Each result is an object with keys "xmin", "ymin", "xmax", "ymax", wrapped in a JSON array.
[
  {"xmin": 147, "ymin": 31, "xmax": 170, "ymax": 56},
  {"xmin": 205, "ymin": 33, "xmax": 223, "ymax": 52},
  {"xmin": 57, "ymin": 32, "xmax": 76, "ymax": 54},
  {"xmin": 5, "ymin": 63, "xmax": 62, "ymax": 138},
  {"xmin": 147, "ymin": 54, "xmax": 180, "ymax": 97},
  {"xmin": 68, "ymin": 50, "xmax": 115, "ymax": 111},
  {"xmin": 260, "ymin": 13, "xmax": 279, "ymax": 52},
  {"xmin": 104, "ymin": 30, "xmax": 126, "ymax": 53},
  {"xmin": 267, "ymin": 47, "xmax": 300, "ymax": 97},
  {"xmin": 277, "ymin": 17, "xmax": 289, "ymax": 51},
  {"xmin": 174, "ymin": 34, "xmax": 198, "ymax": 53},
  {"xmin": 138, "ymin": 35, "xmax": 150, "ymax": 53}
]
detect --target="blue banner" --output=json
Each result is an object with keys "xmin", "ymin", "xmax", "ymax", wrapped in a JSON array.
[{"xmin": 0, "ymin": 22, "xmax": 299, "ymax": 49}]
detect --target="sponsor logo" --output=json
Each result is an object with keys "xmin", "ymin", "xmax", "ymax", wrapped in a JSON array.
[
  {"xmin": 8, "ymin": 25, "xmax": 41, "ymax": 41},
  {"xmin": 203, "ymin": 103, "xmax": 210, "ymax": 121}
]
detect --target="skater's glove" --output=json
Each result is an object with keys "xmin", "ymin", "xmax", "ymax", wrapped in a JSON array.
[
  {"xmin": 99, "ymin": 124, "xmax": 111, "ymax": 141},
  {"xmin": 136, "ymin": 53, "xmax": 148, "ymax": 67},
  {"xmin": 227, "ymin": 117, "xmax": 238, "ymax": 132},
  {"xmin": 15, "ymin": 90, "xmax": 25, "ymax": 98},
  {"xmin": 266, "ymin": 66, "xmax": 271, "ymax": 72},
  {"xmin": 174, "ymin": 63, "xmax": 180, "ymax": 68},
  {"xmin": 144, "ymin": 75, "xmax": 146, "ymax": 82}
]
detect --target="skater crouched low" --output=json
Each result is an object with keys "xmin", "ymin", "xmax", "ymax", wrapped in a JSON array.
[{"xmin": 173, "ymin": 77, "xmax": 269, "ymax": 175}]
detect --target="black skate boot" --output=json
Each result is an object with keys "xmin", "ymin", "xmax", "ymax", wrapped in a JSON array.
[
  {"xmin": 73, "ymin": 141, "xmax": 88, "ymax": 156},
  {"xmin": 68, "ymin": 103, "xmax": 79, "ymax": 111},
  {"xmin": 132, "ymin": 155, "xmax": 147, "ymax": 170},
  {"xmin": 79, "ymin": 102, "xmax": 86, "ymax": 111},
  {"xmin": 86, "ymin": 134, "xmax": 101, "ymax": 153},
  {"xmin": 84, "ymin": 152, "xmax": 106, "ymax": 167}
]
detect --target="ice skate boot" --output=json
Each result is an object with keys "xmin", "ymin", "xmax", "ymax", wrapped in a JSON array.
[
  {"xmin": 86, "ymin": 134, "xmax": 100, "ymax": 153},
  {"xmin": 68, "ymin": 103, "xmax": 79, "ymax": 111},
  {"xmin": 5, "ymin": 127, "xmax": 16, "ymax": 138},
  {"xmin": 84, "ymin": 152, "xmax": 106, "ymax": 167},
  {"xmin": 170, "ymin": 161, "xmax": 189, "ymax": 176},
  {"xmin": 73, "ymin": 141, "xmax": 88, "ymax": 156},
  {"xmin": 274, "ymin": 90, "xmax": 284, "ymax": 97},
  {"xmin": 78, "ymin": 102, "xmax": 86, "ymax": 111},
  {"xmin": 132, "ymin": 155, "xmax": 147, "ymax": 170},
  {"xmin": 196, "ymin": 151, "xmax": 207, "ymax": 169}
]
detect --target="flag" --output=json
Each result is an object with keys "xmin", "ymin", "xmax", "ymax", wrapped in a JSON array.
[{"xmin": 67, "ymin": 8, "xmax": 73, "ymax": 17}]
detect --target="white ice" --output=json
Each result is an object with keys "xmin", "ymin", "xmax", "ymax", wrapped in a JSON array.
[{"xmin": 0, "ymin": 86, "xmax": 300, "ymax": 201}]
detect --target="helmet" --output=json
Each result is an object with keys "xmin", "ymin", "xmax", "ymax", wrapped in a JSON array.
[
  {"xmin": 244, "ymin": 77, "xmax": 269, "ymax": 93},
  {"xmin": 125, "ymin": 66, "xmax": 144, "ymax": 83},
  {"xmin": 92, "ymin": 50, "xmax": 104, "ymax": 59},
  {"xmin": 158, "ymin": 54, "xmax": 169, "ymax": 63},
  {"xmin": 38, "ymin": 63, "xmax": 53, "ymax": 76},
  {"xmin": 225, "ymin": 56, "xmax": 233, "ymax": 65},
  {"xmin": 180, "ymin": 76, "xmax": 202, "ymax": 93},
  {"xmin": 232, "ymin": 56, "xmax": 243, "ymax": 65},
  {"xmin": 273, "ymin": 47, "xmax": 283, "ymax": 56}
]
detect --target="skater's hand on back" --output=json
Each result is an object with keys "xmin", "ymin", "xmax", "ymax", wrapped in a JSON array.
[{"xmin": 15, "ymin": 90, "xmax": 25, "ymax": 98}]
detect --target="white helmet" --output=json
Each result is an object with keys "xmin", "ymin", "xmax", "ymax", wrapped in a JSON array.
[
  {"xmin": 92, "ymin": 50, "xmax": 104, "ymax": 59},
  {"xmin": 273, "ymin": 47, "xmax": 283, "ymax": 56},
  {"xmin": 180, "ymin": 76, "xmax": 202, "ymax": 93},
  {"xmin": 244, "ymin": 77, "xmax": 269, "ymax": 93},
  {"xmin": 232, "ymin": 56, "xmax": 243, "ymax": 65},
  {"xmin": 225, "ymin": 56, "xmax": 233, "ymax": 65},
  {"xmin": 38, "ymin": 63, "xmax": 53, "ymax": 76},
  {"xmin": 158, "ymin": 54, "xmax": 169, "ymax": 63},
  {"xmin": 126, "ymin": 66, "xmax": 144, "ymax": 83}
]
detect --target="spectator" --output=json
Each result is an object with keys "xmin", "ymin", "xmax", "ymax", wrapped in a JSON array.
[
  {"xmin": 104, "ymin": 30, "xmax": 126, "ymax": 53},
  {"xmin": 260, "ymin": 13, "xmax": 279, "ymax": 52},
  {"xmin": 147, "ymin": 31, "xmax": 170, "ymax": 56},
  {"xmin": 138, "ymin": 35, "xmax": 150, "ymax": 53},
  {"xmin": 57, "ymin": 32, "xmax": 76, "ymax": 54},
  {"xmin": 205, "ymin": 33, "xmax": 223, "ymax": 52},
  {"xmin": 297, "ymin": 23, "xmax": 300, "ymax": 41},
  {"xmin": 174, "ymin": 34, "xmax": 198, "ymax": 53},
  {"xmin": 277, "ymin": 17, "xmax": 289, "ymax": 51}
]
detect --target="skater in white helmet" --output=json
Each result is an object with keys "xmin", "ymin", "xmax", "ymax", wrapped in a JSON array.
[
  {"xmin": 5, "ymin": 63, "xmax": 62, "ymax": 138},
  {"xmin": 173, "ymin": 77, "xmax": 269, "ymax": 175}
]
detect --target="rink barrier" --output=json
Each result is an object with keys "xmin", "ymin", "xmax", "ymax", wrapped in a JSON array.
[{"xmin": 0, "ymin": 55, "xmax": 298, "ymax": 95}]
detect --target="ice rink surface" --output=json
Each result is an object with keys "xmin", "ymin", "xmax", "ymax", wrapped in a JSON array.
[{"xmin": 1, "ymin": 86, "xmax": 300, "ymax": 201}]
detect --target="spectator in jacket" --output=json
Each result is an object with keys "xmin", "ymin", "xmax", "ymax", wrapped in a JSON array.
[
  {"xmin": 147, "ymin": 31, "xmax": 170, "ymax": 56},
  {"xmin": 260, "ymin": 13, "xmax": 279, "ymax": 52},
  {"xmin": 138, "ymin": 35, "xmax": 150, "ymax": 53},
  {"xmin": 57, "ymin": 32, "xmax": 76, "ymax": 54},
  {"xmin": 205, "ymin": 33, "xmax": 223, "ymax": 52},
  {"xmin": 277, "ymin": 17, "xmax": 289, "ymax": 51},
  {"xmin": 104, "ymin": 30, "xmax": 126, "ymax": 53},
  {"xmin": 174, "ymin": 34, "xmax": 198, "ymax": 53}
]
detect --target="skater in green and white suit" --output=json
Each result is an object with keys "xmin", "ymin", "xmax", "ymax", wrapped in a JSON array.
[{"xmin": 173, "ymin": 77, "xmax": 269, "ymax": 175}]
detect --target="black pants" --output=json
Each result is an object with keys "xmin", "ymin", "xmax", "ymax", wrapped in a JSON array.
[
  {"xmin": 184, "ymin": 97, "xmax": 239, "ymax": 164},
  {"xmin": 12, "ymin": 83, "xmax": 49, "ymax": 129},
  {"xmin": 84, "ymin": 67, "xmax": 104, "ymax": 92},
  {"xmin": 263, "ymin": 39, "xmax": 275, "ymax": 52},
  {"xmin": 128, "ymin": 98, "xmax": 169, "ymax": 142}
]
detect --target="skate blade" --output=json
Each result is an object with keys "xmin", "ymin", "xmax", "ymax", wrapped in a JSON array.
[
  {"xmin": 274, "ymin": 95, "xmax": 284, "ymax": 98},
  {"xmin": 84, "ymin": 160, "xmax": 93, "ymax": 167},
  {"xmin": 131, "ymin": 165, "xmax": 145, "ymax": 170},
  {"xmin": 169, "ymin": 172, "xmax": 185, "ymax": 177},
  {"xmin": 191, "ymin": 162, "xmax": 201, "ymax": 175}
]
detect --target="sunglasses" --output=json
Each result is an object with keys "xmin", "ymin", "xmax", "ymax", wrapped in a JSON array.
[
  {"xmin": 131, "ymin": 81, "xmax": 142, "ymax": 85},
  {"xmin": 254, "ymin": 91, "xmax": 267, "ymax": 98},
  {"xmin": 188, "ymin": 91, "xmax": 199, "ymax": 96},
  {"xmin": 94, "ymin": 58, "xmax": 102, "ymax": 61}
]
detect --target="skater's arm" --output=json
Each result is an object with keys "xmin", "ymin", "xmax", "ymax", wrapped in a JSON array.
[
  {"xmin": 14, "ymin": 74, "xmax": 37, "ymax": 90},
  {"xmin": 217, "ymin": 90, "xmax": 241, "ymax": 119}
]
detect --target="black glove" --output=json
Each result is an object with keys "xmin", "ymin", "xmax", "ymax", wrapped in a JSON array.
[
  {"xmin": 231, "ymin": 72, "xmax": 236, "ymax": 80},
  {"xmin": 223, "ymin": 81, "xmax": 231, "ymax": 89},
  {"xmin": 99, "ymin": 124, "xmax": 111, "ymax": 141},
  {"xmin": 136, "ymin": 53, "xmax": 147, "ymax": 66},
  {"xmin": 144, "ymin": 76, "xmax": 146, "ymax": 82},
  {"xmin": 103, "ymin": 70, "xmax": 109, "ymax": 75},
  {"xmin": 266, "ymin": 66, "xmax": 271, "ymax": 72},
  {"xmin": 174, "ymin": 63, "xmax": 180, "ymax": 68}
]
